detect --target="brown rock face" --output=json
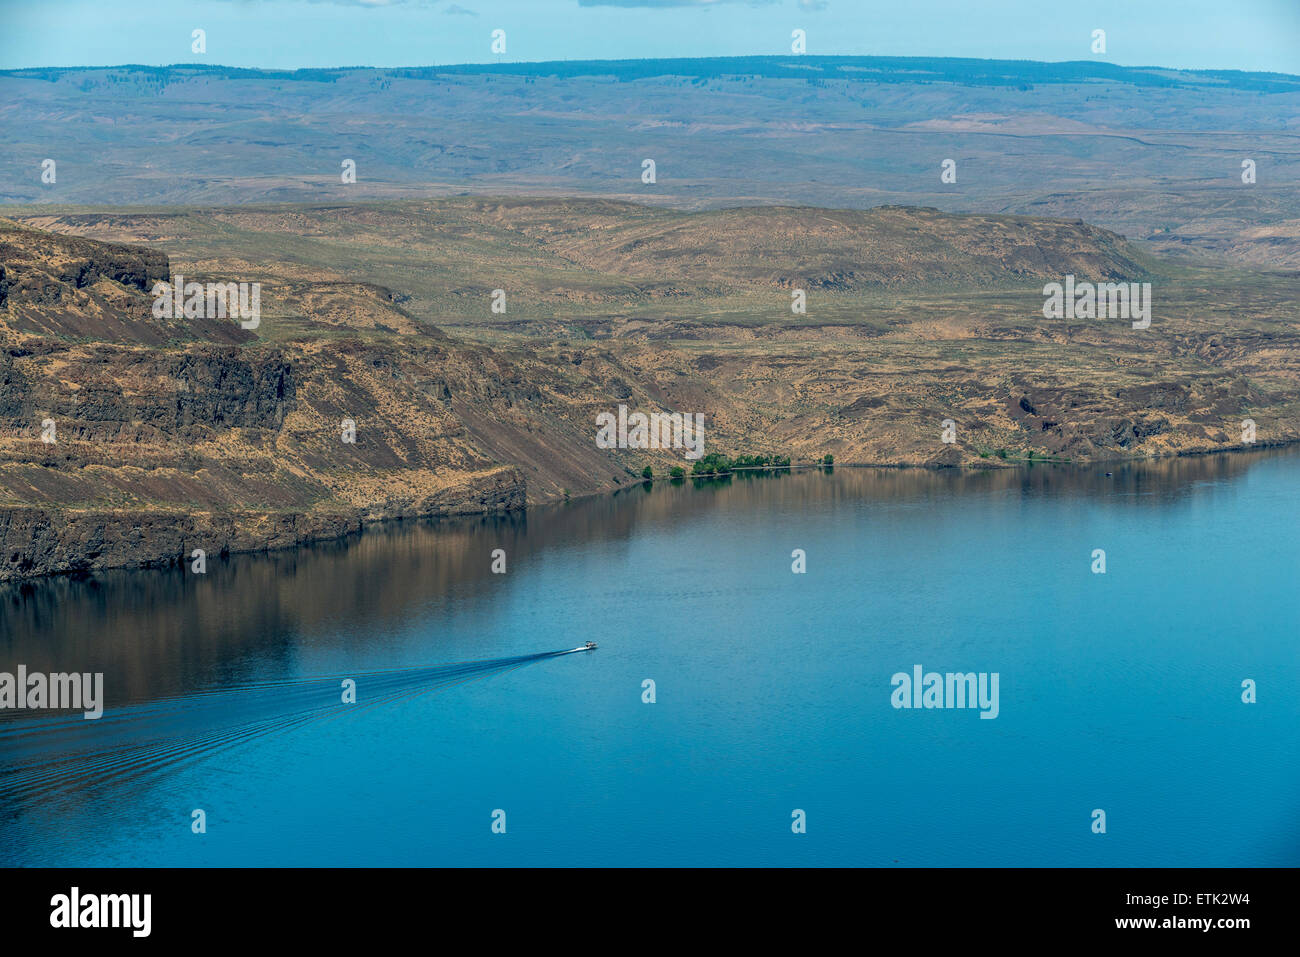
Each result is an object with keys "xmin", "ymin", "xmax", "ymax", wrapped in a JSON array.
[
  {"xmin": 4, "ymin": 201, "xmax": 1299, "ymax": 580},
  {"xmin": 0, "ymin": 468, "xmax": 526, "ymax": 580},
  {"xmin": 0, "ymin": 218, "xmax": 247, "ymax": 345},
  {"xmin": 0, "ymin": 224, "xmax": 542, "ymax": 581}
]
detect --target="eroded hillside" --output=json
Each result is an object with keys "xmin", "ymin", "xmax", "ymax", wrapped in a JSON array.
[{"xmin": 2, "ymin": 200, "xmax": 1297, "ymax": 580}]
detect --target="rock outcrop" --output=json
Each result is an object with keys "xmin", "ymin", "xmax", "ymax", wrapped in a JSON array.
[{"xmin": 4, "ymin": 203, "xmax": 1298, "ymax": 581}]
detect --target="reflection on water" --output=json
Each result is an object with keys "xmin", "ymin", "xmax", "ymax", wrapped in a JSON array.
[
  {"xmin": 0, "ymin": 449, "xmax": 1286, "ymax": 712},
  {"xmin": 1, "ymin": 447, "xmax": 1296, "ymax": 867}
]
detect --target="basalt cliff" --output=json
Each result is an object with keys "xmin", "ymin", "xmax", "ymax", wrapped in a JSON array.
[{"xmin": 2, "ymin": 200, "xmax": 1297, "ymax": 581}]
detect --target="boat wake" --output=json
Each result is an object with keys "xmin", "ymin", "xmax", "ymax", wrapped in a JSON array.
[{"xmin": 0, "ymin": 648, "xmax": 591, "ymax": 809}]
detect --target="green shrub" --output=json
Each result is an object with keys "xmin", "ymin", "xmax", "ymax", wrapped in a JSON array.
[
  {"xmin": 685, "ymin": 451, "xmax": 793, "ymax": 475},
  {"xmin": 692, "ymin": 452, "xmax": 733, "ymax": 475}
]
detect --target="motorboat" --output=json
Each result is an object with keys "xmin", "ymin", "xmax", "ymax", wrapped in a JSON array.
[{"xmin": 567, "ymin": 641, "xmax": 598, "ymax": 653}]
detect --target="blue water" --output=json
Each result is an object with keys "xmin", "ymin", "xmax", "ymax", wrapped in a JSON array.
[{"xmin": 2, "ymin": 452, "xmax": 1298, "ymax": 866}]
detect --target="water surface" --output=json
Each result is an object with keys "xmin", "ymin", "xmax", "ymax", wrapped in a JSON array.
[{"xmin": 2, "ymin": 452, "xmax": 1297, "ymax": 866}]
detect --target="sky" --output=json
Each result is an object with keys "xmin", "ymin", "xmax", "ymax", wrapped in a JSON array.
[{"xmin": 0, "ymin": 0, "xmax": 1298, "ymax": 74}]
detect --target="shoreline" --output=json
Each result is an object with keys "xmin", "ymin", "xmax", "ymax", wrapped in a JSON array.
[{"xmin": 3, "ymin": 440, "xmax": 1292, "ymax": 587}]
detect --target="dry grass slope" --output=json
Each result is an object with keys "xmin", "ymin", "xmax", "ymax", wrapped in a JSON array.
[{"xmin": 2, "ymin": 198, "xmax": 1297, "ymax": 579}]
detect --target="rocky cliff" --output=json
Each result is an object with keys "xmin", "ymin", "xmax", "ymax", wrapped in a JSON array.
[{"xmin": 3, "ymin": 203, "xmax": 1297, "ymax": 581}]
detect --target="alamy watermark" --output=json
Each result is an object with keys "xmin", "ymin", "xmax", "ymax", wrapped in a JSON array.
[
  {"xmin": 0, "ymin": 666, "xmax": 103, "ymax": 719},
  {"xmin": 596, "ymin": 405, "xmax": 705, "ymax": 460},
  {"xmin": 1042, "ymin": 275, "xmax": 1151, "ymax": 329},
  {"xmin": 891, "ymin": 664, "xmax": 999, "ymax": 719},
  {"xmin": 50, "ymin": 888, "xmax": 150, "ymax": 937},
  {"xmin": 152, "ymin": 274, "xmax": 261, "ymax": 329}
]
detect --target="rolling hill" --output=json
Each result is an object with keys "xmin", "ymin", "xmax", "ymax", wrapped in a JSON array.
[{"xmin": 2, "ymin": 198, "xmax": 1297, "ymax": 580}]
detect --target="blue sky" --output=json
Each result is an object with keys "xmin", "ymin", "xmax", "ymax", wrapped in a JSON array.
[{"xmin": 1, "ymin": 0, "xmax": 1298, "ymax": 74}]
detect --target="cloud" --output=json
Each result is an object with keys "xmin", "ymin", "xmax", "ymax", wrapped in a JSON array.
[{"xmin": 444, "ymin": 3, "xmax": 478, "ymax": 13}]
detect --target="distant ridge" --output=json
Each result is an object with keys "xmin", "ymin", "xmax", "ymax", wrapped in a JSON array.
[
  {"xmin": 4, "ymin": 54, "xmax": 1297, "ymax": 264},
  {"xmin": 4, "ymin": 56, "xmax": 1299, "ymax": 92}
]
